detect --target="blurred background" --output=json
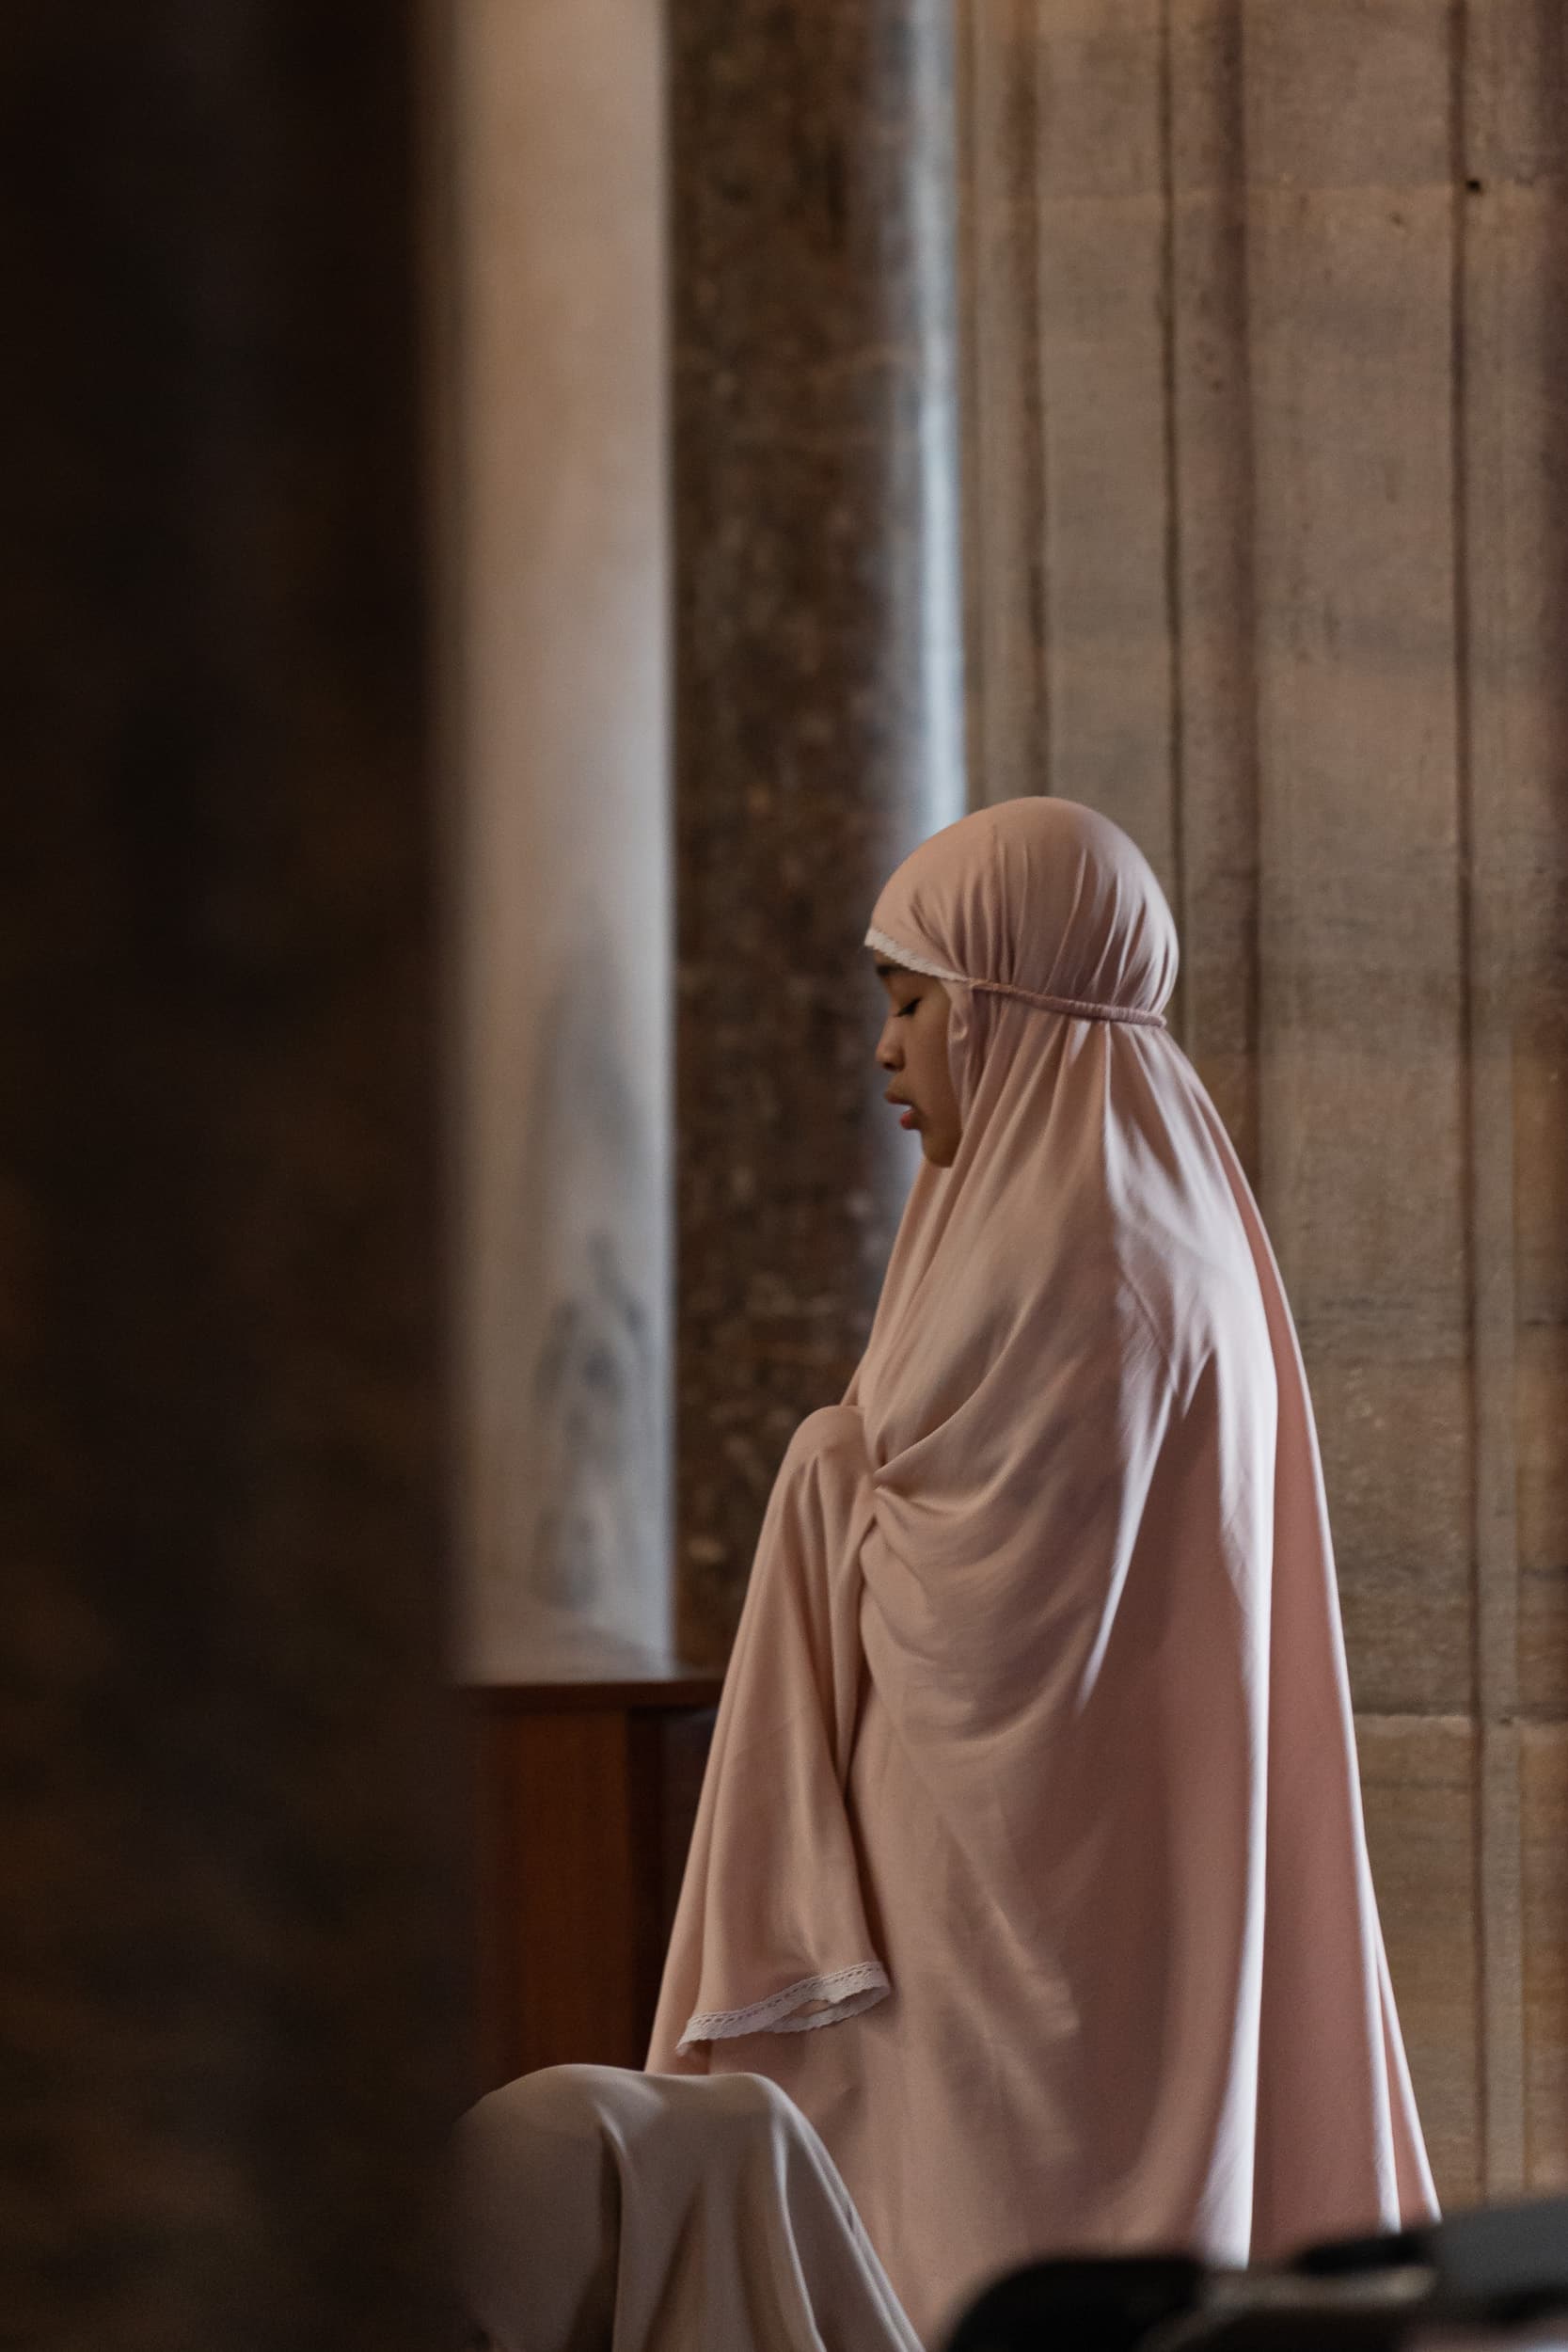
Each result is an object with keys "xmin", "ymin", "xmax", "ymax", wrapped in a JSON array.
[{"xmin": 3, "ymin": 1, "xmax": 1564, "ymax": 2344}]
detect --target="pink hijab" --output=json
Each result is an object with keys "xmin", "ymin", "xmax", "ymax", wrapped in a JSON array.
[{"xmin": 650, "ymin": 800, "xmax": 1435, "ymax": 2344}]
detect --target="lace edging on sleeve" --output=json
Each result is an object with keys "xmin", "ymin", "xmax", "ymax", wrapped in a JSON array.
[{"xmin": 677, "ymin": 1961, "xmax": 891, "ymax": 2054}]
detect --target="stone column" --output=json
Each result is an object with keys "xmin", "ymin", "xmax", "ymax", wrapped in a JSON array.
[
  {"xmin": 671, "ymin": 0, "xmax": 966, "ymax": 1665},
  {"xmin": 444, "ymin": 0, "xmax": 673, "ymax": 1679},
  {"xmin": 0, "ymin": 9, "xmax": 462, "ymax": 2345}
]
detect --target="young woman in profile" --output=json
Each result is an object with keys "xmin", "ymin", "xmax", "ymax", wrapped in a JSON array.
[{"xmin": 647, "ymin": 797, "xmax": 1436, "ymax": 2345}]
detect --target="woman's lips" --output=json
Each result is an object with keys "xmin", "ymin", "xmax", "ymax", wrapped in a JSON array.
[{"xmin": 899, "ymin": 1107, "xmax": 918, "ymax": 1130}]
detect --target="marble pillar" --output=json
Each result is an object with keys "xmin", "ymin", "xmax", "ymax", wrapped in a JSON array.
[
  {"xmin": 671, "ymin": 0, "xmax": 966, "ymax": 1666},
  {"xmin": 0, "ymin": 8, "xmax": 463, "ymax": 2344},
  {"xmin": 444, "ymin": 0, "xmax": 673, "ymax": 1678},
  {"xmin": 958, "ymin": 0, "xmax": 1568, "ymax": 2203}
]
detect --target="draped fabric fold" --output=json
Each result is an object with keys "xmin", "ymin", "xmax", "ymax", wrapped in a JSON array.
[
  {"xmin": 648, "ymin": 801, "xmax": 1436, "ymax": 2345},
  {"xmin": 455, "ymin": 2065, "xmax": 923, "ymax": 2352},
  {"xmin": 650, "ymin": 1409, "xmax": 891, "ymax": 2054}
]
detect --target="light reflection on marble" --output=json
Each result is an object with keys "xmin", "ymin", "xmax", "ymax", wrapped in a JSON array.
[
  {"xmin": 468, "ymin": 950, "xmax": 670, "ymax": 1678},
  {"xmin": 449, "ymin": 0, "xmax": 672, "ymax": 1684}
]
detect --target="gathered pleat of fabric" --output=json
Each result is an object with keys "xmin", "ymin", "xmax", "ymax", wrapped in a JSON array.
[
  {"xmin": 647, "ymin": 800, "xmax": 1436, "ymax": 2347},
  {"xmin": 454, "ymin": 2064, "xmax": 923, "ymax": 2352},
  {"xmin": 651, "ymin": 1411, "xmax": 891, "ymax": 2050}
]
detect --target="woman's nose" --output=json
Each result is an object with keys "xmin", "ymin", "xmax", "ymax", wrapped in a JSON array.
[{"xmin": 876, "ymin": 1023, "xmax": 901, "ymax": 1071}]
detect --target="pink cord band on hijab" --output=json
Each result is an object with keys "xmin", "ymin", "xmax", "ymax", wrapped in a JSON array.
[{"xmin": 864, "ymin": 925, "xmax": 1167, "ymax": 1029}]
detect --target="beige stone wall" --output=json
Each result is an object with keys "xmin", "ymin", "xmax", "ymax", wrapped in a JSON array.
[
  {"xmin": 958, "ymin": 0, "xmax": 1567, "ymax": 2204},
  {"xmin": 444, "ymin": 0, "xmax": 673, "ymax": 1677}
]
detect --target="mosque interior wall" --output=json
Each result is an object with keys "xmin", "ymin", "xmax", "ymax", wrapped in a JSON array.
[{"xmin": 956, "ymin": 0, "xmax": 1568, "ymax": 2210}]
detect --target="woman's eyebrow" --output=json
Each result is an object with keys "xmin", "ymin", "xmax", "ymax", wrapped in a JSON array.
[{"xmin": 874, "ymin": 961, "xmax": 910, "ymax": 983}]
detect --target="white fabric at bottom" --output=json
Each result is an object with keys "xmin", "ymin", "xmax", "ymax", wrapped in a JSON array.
[{"xmin": 454, "ymin": 2063, "xmax": 923, "ymax": 2352}]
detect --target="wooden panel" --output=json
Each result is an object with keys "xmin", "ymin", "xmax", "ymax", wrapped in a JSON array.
[
  {"xmin": 473, "ymin": 1693, "xmax": 718, "ymax": 2093},
  {"xmin": 1357, "ymin": 1714, "xmax": 1482, "ymax": 2208},
  {"xmin": 477, "ymin": 1709, "xmax": 639, "ymax": 2085}
]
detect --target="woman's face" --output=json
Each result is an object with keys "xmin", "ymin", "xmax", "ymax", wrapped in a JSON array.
[{"xmin": 874, "ymin": 960, "xmax": 963, "ymax": 1168}]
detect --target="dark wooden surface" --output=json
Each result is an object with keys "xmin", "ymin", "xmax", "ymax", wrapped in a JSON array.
[{"xmin": 471, "ymin": 1678, "xmax": 721, "ymax": 2091}]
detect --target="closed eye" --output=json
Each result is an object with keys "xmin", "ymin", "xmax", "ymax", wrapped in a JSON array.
[{"xmin": 897, "ymin": 1000, "xmax": 920, "ymax": 1019}]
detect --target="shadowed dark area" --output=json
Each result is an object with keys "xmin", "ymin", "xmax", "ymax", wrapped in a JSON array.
[{"xmin": 0, "ymin": 8, "xmax": 467, "ymax": 2344}]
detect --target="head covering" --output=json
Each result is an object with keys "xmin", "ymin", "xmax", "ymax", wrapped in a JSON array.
[
  {"xmin": 453, "ymin": 2064, "xmax": 922, "ymax": 2352},
  {"xmin": 650, "ymin": 800, "xmax": 1435, "ymax": 2344}
]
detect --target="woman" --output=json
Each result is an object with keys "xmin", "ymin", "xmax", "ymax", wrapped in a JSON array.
[{"xmin": 648, "ymin": 799, "xmax": 1435, "ymax": 2345}]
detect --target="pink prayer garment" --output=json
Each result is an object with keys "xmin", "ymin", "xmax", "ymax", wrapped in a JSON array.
[{"xmin": 648, "ymin": 798, "xmax": 1437, "ymax": 2346}]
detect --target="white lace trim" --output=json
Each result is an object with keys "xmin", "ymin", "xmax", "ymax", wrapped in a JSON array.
[
  {"xmin": 865, "ymin": 925, "xmax": 966, "ymax": 987},
  {"xmin": 677, "ymin": 1962, "xmax": 892, "ymax": 2053}
]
